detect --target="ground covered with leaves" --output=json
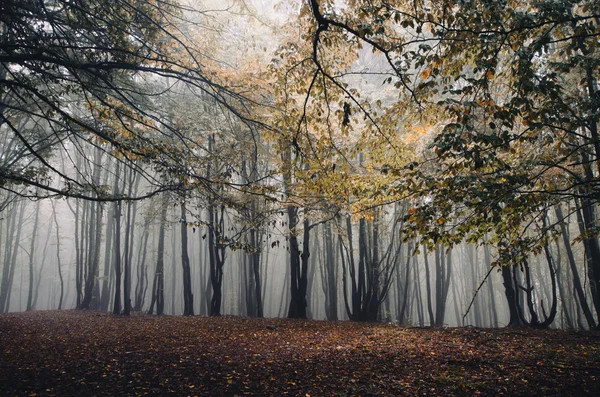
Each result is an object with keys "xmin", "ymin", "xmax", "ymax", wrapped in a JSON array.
[{"xmin": 1, "ymin": 311, "xmax": 599, "ymax": 396}]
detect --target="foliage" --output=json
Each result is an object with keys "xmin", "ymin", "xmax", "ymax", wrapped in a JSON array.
[{"xmin": 272, "ymin": 0, "xmax": 600, "ymax": 265}]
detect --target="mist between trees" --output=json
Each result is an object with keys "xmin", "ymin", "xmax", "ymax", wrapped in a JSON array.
[{"xmin": 1, "ymin": 0, "xmax": 599, "ymax": 329}]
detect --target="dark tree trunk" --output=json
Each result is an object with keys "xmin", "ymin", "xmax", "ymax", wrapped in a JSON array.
[
  {"xmin": 149, "ymin": 196, "xmax": 167, "ymax": 315},
  {"xmin": 208, "ymin": 204, "xmax": 226, "ymax": 316},
  {"xmin": 556, "ymin": 204, "xmax": 596, "ymax": 328},
  {"xmin": 113, "ymin": 200, "xmax": 122, "ymax": 315},
  {"xmin": 81, "ymin": 201, "xmax": 104, "ymax": 310},
  {"xmin": 180, "ymin": 201, "xmax": 194, "ymax": 316},
  {"xmin": 434, "ymin": 246, "xmax": 452, "ymax": 326},
  {"xmin": 287, "ymin": 210, "xmax": 309, "ymax": 319},
  {"xmin": 502, "ymin": 265, "xmax": 524, "ymax": 327},
  {"xmin": 574, "ymin": 197, "xmax": 600, "ymax": 328},
  {"xmin": 323, "ymin": 221, "xmax": 338, "ymax": 320},
  {"xmin": 249, "ymin": 228, "xmax": 263, "ymax": 317}
]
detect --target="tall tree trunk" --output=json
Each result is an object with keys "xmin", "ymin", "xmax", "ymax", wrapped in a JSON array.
[
  {"xmin": 99, "ymin": 175, "xmax": 116, "ymax": 312},
  {"xmin": 397, "ymin": 241, "xmax": 412, "ymax": 324},
  {"xmin": 560, "ymin": 203, "xmax": 597, "ymax": 328},
  {"xmin": 134, "ymin": 215, "xmax": 151, "ymax": 311},
  {"xmin": 323, "ymin": 221, "xmax": 338, "ymax": 320},
  {"xmin": 113, "ymin": 201, "xmax": 122, "ymax": 315},
  {"xmin": 288, "ymin": 214, "xmax": 310, "ymax": 319},
  {"xmin": 81, "ymin": 201, "xmax": 104, "ymax": 310},
  {"xmin": 483, "ymin": 244, "xmax": 498, "ymax": 327},
  {"xmin": 208, "ymin": 204, "xmax": 226, "ymax": 316},
  {"xmin": 26, "ymin": 200, "xmax": 40, "ymax": 312},
  {"xmin": 180, "ymin": 201, "xmax": 194, "ymax": 315},
  {"xmin": 0, "ymin": 200, "xmax": 17, "ymax": 312},
  {"xmin": 51, "ymin": 201, "xmax": 64, "ymax": 310},
  {"xmin": 249, "ymin": 227, "xmax": 263, "ymax": 317},
  {"xmin": 149, "ymin": 195, "xmax": 168, "ymax": 315},
  {"xmin": 1, "ymin": 200, "xmax": 25, "ymax": 312},
  {"xmin": 423, "ymin": 248, "xmax": 435, "ymax": 326}
]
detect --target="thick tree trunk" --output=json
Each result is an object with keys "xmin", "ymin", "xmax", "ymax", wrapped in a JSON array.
[
  {"xmin": 81, "ymin": 201, "xmax": 104, "ymax": 310},
  {"xmin": 287, "ymin": 210, "xmax": 309, "ymax": 319},
  {"xmin": 502, "ymin": 265, "xmax": 524, "ymax": 327}
]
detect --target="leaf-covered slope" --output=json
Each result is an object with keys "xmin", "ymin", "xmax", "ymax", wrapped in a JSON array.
[{"xmin": 0, "ymin": 311, "xmax": 598, "ymax": 396}]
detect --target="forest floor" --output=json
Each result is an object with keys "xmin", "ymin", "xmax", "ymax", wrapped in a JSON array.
[{"xmin": 0, "ymin": 311, "xmax": 599, "ymax": 396}]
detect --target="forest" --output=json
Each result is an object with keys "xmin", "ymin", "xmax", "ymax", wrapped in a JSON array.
[{"xmin": 1, "ymin": 0, "xmax": 600, "ymax": 331}]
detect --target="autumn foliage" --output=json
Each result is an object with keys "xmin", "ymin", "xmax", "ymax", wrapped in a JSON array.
[{"xmin": 1, "ymin": 311, "xmax": 599, "ymax": 396}]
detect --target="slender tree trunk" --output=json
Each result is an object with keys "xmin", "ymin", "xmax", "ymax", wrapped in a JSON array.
[
  {"xmin": 249, "ymin": 228, "xmax": 263, "ymax": 317},
  {"xmin": 323, "ymin": 221, "xmax": 338, "ymax": 320},
  {"xmin": 558, "ymin": 204, "xmax": 596, "ymax": 328},
  {"xmin": 397, "ymin": 241, "xmax": 412, "ymax": 324},
  {"xmin": 50, "ymin": 201, "xmax": 64, "ymax": 310},
  {"xmin": 99, "ymin": 180, "xmax": 116, "ymax": 312},
  {"xmin": 113, "ymin": 201, "xmax": 122, "ymax": 315},
  {"xmin": 134, "ymin": 216, "xmax": 151, "ymax": 311},
  {"xmin": 26, "ymin": 200, "xmax": 40, "ymax": 311},
  {"xmin": 149, "ymin": 195, "xmax": 167, "ymax": 315},
  {"xmin": 483, "ymin": 244, "xmax": 498, "ymax": 327},
  {"xmin": 208, "ymin": 204, "xmax": 225, "ymax": 316},
  {"xmin": 0, "ymin": 201, "xmax": 17, "ymax": 312},
  {"xmin": 180, "ymin": 201, "xmax": 194, "ymax": 315},
  {"xmin": 1, "ymin": 200, "xmax": 25, "ymax": 312},
  {"xmin": 423, "ymin": 248, "xmax": 435, "ymax": 326}
]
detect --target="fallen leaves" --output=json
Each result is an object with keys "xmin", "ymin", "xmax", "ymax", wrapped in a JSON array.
[{"xmin": 0, "ymin": 311, "xmax": 599, "ymax": 396}]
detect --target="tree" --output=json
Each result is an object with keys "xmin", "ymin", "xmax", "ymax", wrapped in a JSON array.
[
  {"xmin": 1, "ymin": 0, "xmax": 259, "ymax": 202},
  {"xmin": 284, "ymin": 0, "xmax": 600, "ymax": 327}
]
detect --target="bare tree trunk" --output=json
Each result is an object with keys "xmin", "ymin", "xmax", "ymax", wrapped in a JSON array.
[
  {"xmin": 502, "ymin": 265, "xmax": 524, "ymax": 327},
  {"xmin": 434, "ymin": 246, "xmax": 452, "ymax": 326},
  {"xmin": 50, "ymin": 201, "xmax": 64, "ymax": 310},
  {"xmin": 483, "ymin": 244, "xmax": 498, "ymax": 327},
  {"xmin": 134, "ymin": 215, "xmax": 151, "ymax": 311},
  {"xmin": 208, "ymin": 204, "xmax": 226, "ymax": 316},
  {"xmin": 0, "ymin": 200, "xmax": 25, "ymax": 312},
  {"xmin": 149, "ymin": 195, "xmax": 168, "ymax": 315},
  {"xmin": 323, "ymin": 221, "xmax": 338, "ymax": 320},
  {"xmin": 112, "ymin": 179, "xmax": 122, "ymax": 315},
  {"xmin": 26, "ymin": 200, "xmax": 40, "ymax": 311},
  {"xmin": 249, "ymin": 227, "xmax": 263, "ymax": 317},
  {"xmin": 557, "ymin": 204, "xmax": 596, "ymax": 328},
  {"xmin": 180, "ymin": 201, "xmax": 194, "ymax": 315},
  {"xmin": 423, "ymin": 248, "xmax": 435, "ymax": 326}
]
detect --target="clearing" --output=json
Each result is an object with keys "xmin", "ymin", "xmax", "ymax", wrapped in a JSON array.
[{"xmin": 0, "ymin": 311, "xmax": 599, "ymax": 396}]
